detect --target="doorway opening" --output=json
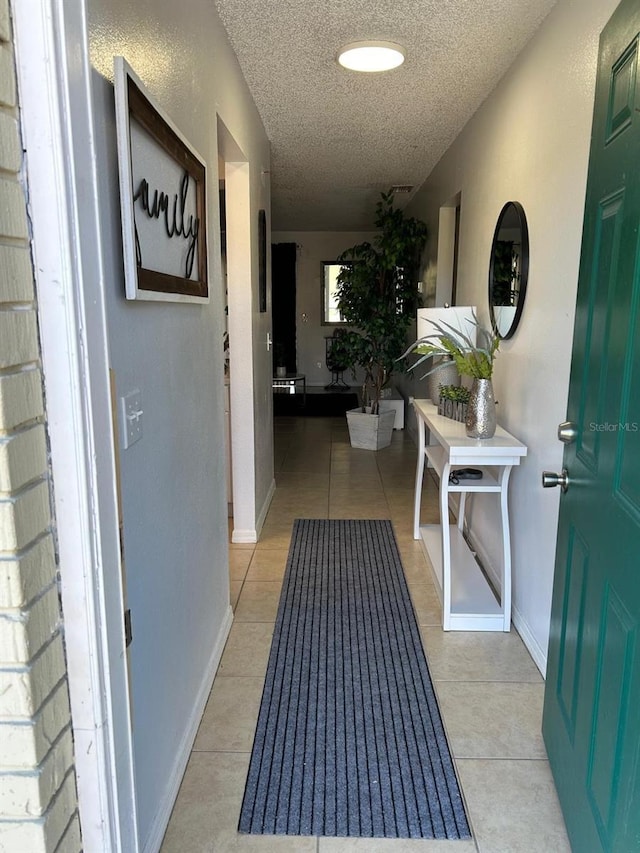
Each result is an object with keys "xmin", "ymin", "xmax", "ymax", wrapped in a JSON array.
[
  {"xmin": 219, "ymin": 159, "xmax": 233, "ymax": 517},
  {"xmin": 435, "ymin": 192, "xmax": 462, "ymax": 305},
  {"xmin": 217, "ymin": 118, "xmax": 257, "ymax": 542}
]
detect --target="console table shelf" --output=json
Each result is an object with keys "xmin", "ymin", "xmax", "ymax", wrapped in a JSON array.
[
  {"xmin": 413, "ymin": 399, "xmax": 527, "ymax": 632},
  {"xmin": 425, "ymin": 445, "xmax": 502, "ymax": 492},
  {"xmin": 420, "ymin": 525, "xmax": 504, "ymax": 630}
]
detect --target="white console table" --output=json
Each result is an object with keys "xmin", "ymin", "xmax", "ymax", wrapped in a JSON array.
[{"xmin": 413, "ymin": 400, "xmax": 527, "ymax": 631}]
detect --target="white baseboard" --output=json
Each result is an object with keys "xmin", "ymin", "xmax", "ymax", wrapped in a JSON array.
[
  {"xmin": 464, "ymin": 526, "xmax": 547, "ymax": 677},
  {"xmin": 231, "ymin": 479, "xmax": 276, "ymax": 544},
  {"xmin": 231, "ymin": 528, "xmax": 258, "ymax": 543},
  {"xmin": 256, "ymin": 478, "xmax": 276, "ymax": 539},
  {"xmin": 511, "ymin": 602, "xmax": 547, "ymax": 676},
  {"xmin": 142, "ymin": 604, "xmax": 234, "ymax": 853}
]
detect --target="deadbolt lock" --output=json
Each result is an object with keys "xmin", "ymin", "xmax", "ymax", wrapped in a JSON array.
[{"xmin": 557, "ymin": 421, "xmax": 578, "ymax": 444}]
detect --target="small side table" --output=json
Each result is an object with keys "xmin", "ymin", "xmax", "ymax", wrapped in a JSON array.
[
  {"xmin": 272, "ymin": 373, "xmax": 306, "ymax": 406},
  {"xmin": 412, "ymin": 399, "xmax": 527, "ymax": 631}
]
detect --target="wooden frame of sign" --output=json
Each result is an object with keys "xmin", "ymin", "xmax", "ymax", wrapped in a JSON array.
[{"xmin": 114, "ymin": 57, "xmax": 209, "ymax": 303}]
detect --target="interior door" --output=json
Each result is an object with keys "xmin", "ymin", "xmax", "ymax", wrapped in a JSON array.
[
  {"xmin": 542, "ymin": 1, "xmax": 640, "ymax": 850},
  {"xmin": 272, "ymin": 242, "xmax": 298, "ymax": 373}
]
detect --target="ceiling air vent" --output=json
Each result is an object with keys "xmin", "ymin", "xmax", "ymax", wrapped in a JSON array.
[{"xmin": 391, "ymin": 185, "xmax": 413, "ymax": 194}]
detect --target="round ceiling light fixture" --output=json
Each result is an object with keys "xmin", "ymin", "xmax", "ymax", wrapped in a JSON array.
[{"xmin": 337, "ymin": 40, "xmax": 405, "ymax": 73}]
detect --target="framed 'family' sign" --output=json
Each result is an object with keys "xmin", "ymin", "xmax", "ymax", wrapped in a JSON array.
[{"xmin": 114, "ymin": 57, "xmax": 209, "ymax": 302}]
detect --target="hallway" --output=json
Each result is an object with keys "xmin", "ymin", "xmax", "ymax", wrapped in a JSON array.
[{"xmin": 161, "ymin": 416, "xmax": 570, "ymax": 852}]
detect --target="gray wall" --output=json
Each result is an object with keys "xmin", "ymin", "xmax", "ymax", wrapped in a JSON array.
[
  {"xmin": 405, "ymin": 0, "xmax": 620, "ymax": 670},
  {"xmin": 85, "ymin": 0, "xmax": 270, "ymax": 845}
]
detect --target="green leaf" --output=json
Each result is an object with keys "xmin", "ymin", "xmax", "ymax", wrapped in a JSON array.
[{"xmin": 334, "ymin": 191, "xmax": 427, "ymax": 409}]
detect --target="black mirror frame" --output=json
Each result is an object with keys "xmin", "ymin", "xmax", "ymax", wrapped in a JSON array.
[{"xmin": 488, "ymin": 201, "xmax": 529, "ymax": 340}]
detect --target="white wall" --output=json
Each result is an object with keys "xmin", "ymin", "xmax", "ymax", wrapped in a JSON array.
[
  {"xmin": 406, "ymin": 0, "xmax": 620, "ymax": 671},
  {"xmin": 85, "ymin": 0, "xmax": 270, "ymax": 846},
  {"xmin": 272, "ymin": 231, "xmax": 376, "ymax": 387}
]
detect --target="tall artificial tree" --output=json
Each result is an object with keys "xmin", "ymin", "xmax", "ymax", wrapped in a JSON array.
[{"xmin": 336, "ymin": 191, "xmax": 427, "ymax": 412}]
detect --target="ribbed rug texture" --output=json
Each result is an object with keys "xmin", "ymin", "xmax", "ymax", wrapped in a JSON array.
[{"xmin": 238, "ymin": 518, "xmax": 470, "ymax": 839}]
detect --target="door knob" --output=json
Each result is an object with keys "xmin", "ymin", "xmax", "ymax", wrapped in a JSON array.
[
  {"xmin": 542, "ymin": 469, "xmax": 570, "ymax": 492},
  {"xmin": 557, "ymin": 421, "xmax": 578, "ymax": 444}
]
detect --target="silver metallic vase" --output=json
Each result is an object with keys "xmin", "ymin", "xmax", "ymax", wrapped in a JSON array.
[{"xmin": 465, "ymin": 378, "xmax": 496, "ymax": 439}]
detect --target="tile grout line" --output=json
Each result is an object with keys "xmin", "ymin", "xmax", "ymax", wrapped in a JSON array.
[
  {"xmin": 191, "ymin": 747, "xmax": 254, "ymax": 754},
  {"xmin": 176, "ymin": 421, "xmax": 559, "ymax": 851}
]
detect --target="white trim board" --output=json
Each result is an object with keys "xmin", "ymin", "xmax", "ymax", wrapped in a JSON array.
[
  {"xmin": 13, "ymin": 2, "xmax": 138, "ymax": 849},
  {"xmin": 256, "ymin": 478, "xmax": 276, "ymax": 537},
  {"xmin": 231, "ymin": 476, "xmax": 275, "ymax": 543}
]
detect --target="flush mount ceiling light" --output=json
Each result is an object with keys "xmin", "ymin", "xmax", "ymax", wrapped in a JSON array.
[{"xmin": 337, "ymin": 41, "xmax": 405, "ymax": 73}]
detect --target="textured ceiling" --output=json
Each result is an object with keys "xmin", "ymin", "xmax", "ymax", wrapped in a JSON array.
[{"xmin": 215, "ymin": 0, "xmax": 558, "ymax": 230}]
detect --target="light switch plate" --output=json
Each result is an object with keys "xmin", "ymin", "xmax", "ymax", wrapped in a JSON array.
[{"xmin": 120, "ymin": 389, "xmax": 143, "ymax": 449}]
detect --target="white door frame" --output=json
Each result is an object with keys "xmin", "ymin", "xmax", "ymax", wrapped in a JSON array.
[
  {"xmin": 435, "ymin": 191, "xmax": 462, "ymax": 305},
  {"xmin": 13, "ymin": 2, "xmax": 138, "ymax": 850},
  {"xmin": 217, "ymin": 118, "xmax": 259, "ymax": 543}
]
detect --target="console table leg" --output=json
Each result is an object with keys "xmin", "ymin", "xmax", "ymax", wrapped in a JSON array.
[
  {"xmin": 413, "ymin": 414, "xmax": 426, "ymax": 539},
  {"xmin": 457, "ymin": 492, "xmax": 467, "ymax": 532},
  {"xmin": 441, "ymin": 462, "xmax": 452, "ymax": 630},
  {"xmin": 499, "ymin": 466, "xmax": 513, "ymax": 631}
]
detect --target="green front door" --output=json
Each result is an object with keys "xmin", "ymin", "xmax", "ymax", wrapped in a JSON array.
[{"xmin": 542, "ymin": 1, "xmax": 640, "ymax": 851}]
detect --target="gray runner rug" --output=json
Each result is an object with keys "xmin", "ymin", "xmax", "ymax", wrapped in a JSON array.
[{"xmin": 238, "ymin": 518, "xmax": 470, "ymax": 840}]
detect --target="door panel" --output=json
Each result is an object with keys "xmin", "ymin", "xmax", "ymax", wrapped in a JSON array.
[
  {"xmin": 606, "ymin": 37, "xmax": 637, "ymax": 142},
  {"xmin": 577, "ymin": 191, "xmax": 624, "ymax": 470},
  {"xmin": 615, "ymin": 273, "xmax": 640, "ymax": 516},
  {"xmin": 557, "ymin": 526, "xmax": 589, "ymax": 740},
  {"xmin": 586, "ymin": 586, "xmax": 635, "ymax": 837},
  {"xmin": 543, "ymin": 1, "xmax": 640, "ymax": 851}
]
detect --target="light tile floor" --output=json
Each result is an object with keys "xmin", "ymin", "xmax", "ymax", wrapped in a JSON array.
[{"xmin": 162, "ymin": 416, "xmax": 570, "ymax": 853}]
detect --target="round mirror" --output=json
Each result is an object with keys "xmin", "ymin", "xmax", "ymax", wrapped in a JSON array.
[{"xmin": 488, "ymin": 201, "xmax": 529, "ymax": 340}]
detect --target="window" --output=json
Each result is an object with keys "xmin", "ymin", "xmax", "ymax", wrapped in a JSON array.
[{"xmin": 321, "ymin": 261, "xmax": 350, "ymax": 325}]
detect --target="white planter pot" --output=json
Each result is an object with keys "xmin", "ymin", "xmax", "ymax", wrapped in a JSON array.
[{"xmin": 345, "ymin": 407, "xmax": 396, "ymax": 451}]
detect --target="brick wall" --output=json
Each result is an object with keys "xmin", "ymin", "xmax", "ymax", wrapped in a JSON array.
[{"xmin": 0, "ymin": 2, "xmax": 81, "ymax": 850}]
